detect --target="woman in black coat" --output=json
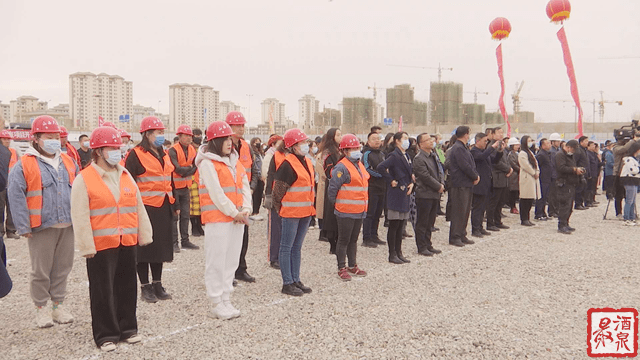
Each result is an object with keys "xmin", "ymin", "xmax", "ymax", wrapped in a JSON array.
[
  {"xmin": 376, "ymin": 132, "xmax": 413, "ymax": 264},
  {"xmin": 320, "ymin": 128, "xmax": 342, "ymax": 254}
]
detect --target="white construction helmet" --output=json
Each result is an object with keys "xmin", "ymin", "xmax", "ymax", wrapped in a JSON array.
[
  {"xmin": 507, "ymin": 137, "xmax": 520, "ymax": 146},
  {"xmin": 549, "ymin": 133, "xmax": 562, "ymax": 141},
  {"xmin": 632, "ymin": 112, "xmax": 640, "ymax": 121}
]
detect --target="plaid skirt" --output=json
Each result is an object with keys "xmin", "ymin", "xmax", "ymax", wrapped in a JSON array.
[{"xmin": 189, "ymin": 181, "xmax": 201, "ymax": 216}]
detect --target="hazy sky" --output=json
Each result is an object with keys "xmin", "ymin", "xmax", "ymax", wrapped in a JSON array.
[{"xmin": 1, "ymin": 0, "xmax": 638, "ymax": 126}]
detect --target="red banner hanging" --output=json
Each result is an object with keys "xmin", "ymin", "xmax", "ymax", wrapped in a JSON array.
[
  {"xmin": 496, "ymin": 44, "xmax": 511, "ymax": 137},
  {"xmin": 556, "ymin": 26, "xmax": 583, "ymax": 137},
  {"xmin": 398, "ymin": 115, "xmax": 403, "ymax": 132}
]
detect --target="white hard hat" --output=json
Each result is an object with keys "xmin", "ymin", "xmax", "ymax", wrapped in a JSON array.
[
  {"xmin": 632, "ymin": 112, "xmax": 640, "ymax": 121},
  {"xmin": 549, "ymin": 133, "xmax": 562, "ymax": 141},
  {"xmin": 507, "ymin": 137, "xmax": 520, "ymax": 146}
]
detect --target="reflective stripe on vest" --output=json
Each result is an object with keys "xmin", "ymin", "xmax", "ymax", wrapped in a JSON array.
[
  {"xmin": 199, "ymin": 160, "xmax": 244, "ymax": 223},
  {"xmin": 133, "ymin": 147, "xmax": 175, "ymax": 207},
  {"xmin": 171, "ymin": 143, "xmax": 196, "ymax": 189},
  {"xmin": 21, "ymin": 153, "xmax": 77, "ymax": 229},
  {"xmin": 335, "ymin": 158, "xmax": 370, "ymax": 214},
  {"xmin": 238, "ymin": 139, "xmax": 252, "ymax": 182},
  {"xmin": 279, "ymin": 154, "xmax": 316, "ymax": 218},
  {"xmin": 9, "ymin": 148, "xmax": 17, "ymax": 170},
  {"xmin": 81, "ymin": 165, "xmax": 139, "ymax": 251}
]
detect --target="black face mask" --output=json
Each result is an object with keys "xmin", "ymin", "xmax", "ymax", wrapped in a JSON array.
[{"xmin": 193, "ymin": 136, "xmax": 202, "ymax": 145}]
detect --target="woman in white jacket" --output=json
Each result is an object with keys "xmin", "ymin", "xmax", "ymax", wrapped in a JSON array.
[
  {"xmin": 195, "ymin": 121, "xmax": 251, "ymax": 320},
  {"xmin": 518, "ymin": 135, "xmax": 541, "ymax": 226},
  {"xmin": 620, "ymin": 141, "xmax": 640, "ymax": 225}
]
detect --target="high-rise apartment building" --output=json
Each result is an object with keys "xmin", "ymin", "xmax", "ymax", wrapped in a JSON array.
[
  {"xmin": 298, "ymin": 95, "xmax": 319, "ymax": 132},
  {"xmin": 69, "ymin": 72, "xmax": 133, "ymax": 130},
  {"xmin": 219, "ymin": 101, "xmax": 241, "ymax": 120},
  {"xmin": 169, "ymin": 83, "xmax": 220, "ymax": 132},
  {"xmin": 261, "ymin": 98, "xmax": 286, "ymax": 126},
  {"xmin": 1, "ymin": 101, "xmax": 12, "ymax": 123},
  {"xmin": 8, "ymin": 96, "xmax": 48, "ymax": 123}
]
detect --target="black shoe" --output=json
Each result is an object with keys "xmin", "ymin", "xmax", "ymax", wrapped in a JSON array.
[
  {"xmin": 449, "ymin": 241, "xmax": 465, "ymax": 247},
  {"xmin": 293, "ymin": 281, "xmax": 312, "ymax": 294},
  {"xmin": 566, "ymin": 226, "xmax": 576, "ymax": 232},
  {"xmin": 496, "ymin": 223, "xmax": 510, "ymax": 229},
  {"xmin": 548, "ymin": 213, "xmax": 558, "ymax": 218},
  {"xmin": 427, "ymin": 247, "xmax": 442, "ymax": 254},
  {"xmin": 534, "ymin": 216, "xmax": 548, "ymax": 221},
  {"xmin": 281, "ymin": 284, "xmax": 304, "ymax": 297},
  {"xmin": 235, "ymin": 272, "xmax": 256, "ymax": 283},
  {"xmin": 402, "ymin": 231, "xmax": 413, "ymax": 239},
  {"xmin": 480, "ymin": 229, "xmax": 491, "ymax": 236},
  {"xmin": 431, "ymin": 227, "xmax": 440, "ymax": 232},
  {"xmin": 486, "ymin": 225, "xmax": 500, "ymax": 231},
  {"xmin": 419, "ymin": 249, "xmax": 434, "ymax": 256},
  {"xmin": 521, "ymin": 220, "xmax": 535, "ymax": 226},
  {"xmin": 592, "ymin": 201, "xmax": 600, "ymax": 205},
  {"xmin": 181, "ymin": 240, "xmax": 200, "ymax": 250},
  {"xmin": 233, "ymin": 279, "xmax": 238, "ymax": 287},
  {"xmin": 372, "ymin": 237, "xmax": 386, "ymax": 245},
  {"xmin": 397, "ymin": 252, "xmax": 410, "ymax": 263},
  {"xmin": 270, "ymin": 261, "xmax": 280, "ymax": 270},
  {"xmin": 388, "ymin": 254, "xmax": 404, "ymax": 264},
  {"xmin": 575, "ymin": 205, "xmax": 587, "ymax": 210},
  {"xmin": 152, "ymin": 282, "xmax": 172, "ymax": 300},
  {"xmin": 318, "ymin": 236, "xmax": 329, "ymax": 242},
  {"xmin": 558, "ymin": 226, "xmax": 572, "ymax": 235},
  {"xmin": 141, "ymin": 284, "xmax": 158, "ymax": 303},
  {"xmin": 471, "ymin": 231, "xmax": 484, "ymax": 238},
  {"xmin": 173, "ymin": 242, "xmax": 181, "ymax": 253},
  {"xmin": 362, "ymin": 241, "xmax": 378, "ymax": 248},
  {"xmin": 5, "ymin": 232, "xmax": 19, "ymax": 239},
  {"xmin": 462, "ymin": 238, "xmax": 475, "ymax": 245}
]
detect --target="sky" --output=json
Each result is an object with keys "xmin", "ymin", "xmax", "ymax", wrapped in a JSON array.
[{"xmin": 1, "ymin": 0, "xmax": 639, "ymax": 126}]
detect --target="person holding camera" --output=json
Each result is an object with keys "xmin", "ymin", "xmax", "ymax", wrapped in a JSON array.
[
  {"xmin": 613, "ymin": 133, "xmax": 639, "ymax": 218},
  {"xmin": 619, "ymin": 142, "xmax": 640, "ymax": 225},
  {"xmin": 555, "ymin": 140, "xmax": 583, "ymax": 234}
]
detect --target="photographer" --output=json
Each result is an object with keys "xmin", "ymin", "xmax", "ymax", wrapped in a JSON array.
[
  {"xmin": 612, "ymin": 132, "xmax": 639, "ymax": 218},
  {"xmin": 619, "ymin": 142, "xmax": 640, "ymax": 225},
  {"xmin": 555, "ymin": 140, "xmax": 583, "ymax": 234}
]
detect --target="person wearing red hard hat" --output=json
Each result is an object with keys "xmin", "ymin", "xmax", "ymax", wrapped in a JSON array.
[
  {"xmin": 124, "ymin": 116, "xmax": 176, "ymax": 304},
  {"xmin": 7, "ymin": 115, "xmax": 78, "ymax": 328},
  {"xmin": 167, "ymin": 124, "xmax": 199, "ymax": 252},
  {"xmin": 195, "ymin": 121, "xmax": 251, "ymax": 320},
  {"xmin": 70, "ymin": 126, "xmax": 152, "ymax": 351},
  {"xmin": 102, "ymin": 121, "xmax": 117, "ymax": 129},
  {"xmin": 0, "ymin": 130, "xmax": 19, "ymax": 239},
  {"xmin": 59, "ymin": 126, "xmax": 81, "ymax": 167},
  {"xmin": 272, "ymin": 128, "xmax": 315, "ymax": 296},
  {"xmin": 262, "ymin": 134, "xmax": 286, "ymax": 269},
  {"xmin": 327, "ymin": 134, "xmax": 369, "ymax": 281},
  {"xmin": 225, "ymin": 111, "xmax": 256, "ymax": 283}
]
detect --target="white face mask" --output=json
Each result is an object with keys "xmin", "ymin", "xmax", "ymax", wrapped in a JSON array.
[
  {"xmin": 104, "ymin": 149, "xmax": 121, "ymax": 166},
  {"xmin": 401, "ymin": 139, "xmax": 410, "ymax": 150},
  {"xmin": 298, "ymin": 144, "xmax": 310, "ymax": 156},
  {"xmin": 41, "ymin": 139, "xmax": 61, "ymax": 154},
  {"xmin": 82, "ymin": 141, "xmax": 90, "ymax": 148}
]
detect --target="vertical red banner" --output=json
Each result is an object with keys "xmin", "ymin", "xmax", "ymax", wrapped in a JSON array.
[
  {"xmin": 399, "ymin": 115, "xmax": 403, "ymax": 132},
  {"xmin": 556, "ymin": 26, "xmax": 583, "ymax": 137},
  {"xmin": 496, "ymin": 44, "xmax": 511, "ymax": 137}
]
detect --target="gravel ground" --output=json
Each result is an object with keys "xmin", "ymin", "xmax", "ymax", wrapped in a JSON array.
[{"xmin": 0, "ymin": 193, "xmax": 638, "ymax": 359}]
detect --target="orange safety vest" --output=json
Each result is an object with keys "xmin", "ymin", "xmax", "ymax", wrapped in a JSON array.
[
  {"xmin": 66, "ymin": 143, "xmax": 81, "ymax": 167},
  {"xmin": 279, "ymin": 154, "xmax": 316, "ymax": 218},
  {"xmin": 8, "ymin": 148, "xmax": 17, "ymax": 170},
  {"xmin": 133, "ymin": 147, "xmax": 175, "ymax": 207},
  {"xmin": 199, "ymin": 159, "xmax": 244, "ymax": 223},
  {"xmin": 170, "ymin": 143, "xmax": 196, "ymax": 189},
  {"xmin": 335, "ymin": 157, "xmax": 370, "ymax": 214},
  {"xmin": 237, "ymin": 139, "xmax": 252, "ymax": 182},
  {"xmin": 22, "ymin": 153, "xmax": 77, "ymax": 229},
  {"xmin": 274, "ymin": 150, "xmax": 286, "ymax": 169},
  {"xmin": 81, "ymin": 165, "xmax": 139, "ymax": 251}
]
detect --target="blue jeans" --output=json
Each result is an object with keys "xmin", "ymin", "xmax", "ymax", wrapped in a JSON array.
[
  {"xmin": 623, "ymin": 185, "xmax": 637, "ymax": 221},
  {"xmin": 279, "ymin": 216, "xmax": 311, "ymax": 285}
]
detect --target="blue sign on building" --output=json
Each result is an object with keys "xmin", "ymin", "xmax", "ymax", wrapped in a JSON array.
[{"xmin": 383, "ymin": 118, "xmax": 393, "ymax": 126}]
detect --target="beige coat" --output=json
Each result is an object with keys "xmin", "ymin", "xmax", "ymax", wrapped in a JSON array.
[
  {"xmin": 315, "ymin": 152, "xmax": 326, "ymax": 219},
  {"xmin": 518, "ymin": 151, "xmax": 542, "ymax": 200}
]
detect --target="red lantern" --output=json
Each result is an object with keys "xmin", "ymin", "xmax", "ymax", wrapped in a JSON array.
[
  {"xmin": 546, "ymin": 0, "xmax": 571, "ymax": 24},
  {"xmin": 489, "ymin": 17, "xmax": 511, "ymax": 40}
]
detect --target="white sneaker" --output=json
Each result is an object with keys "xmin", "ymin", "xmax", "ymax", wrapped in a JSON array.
[
  {"xmin": 100, "ymin": 341, "xmax": 116, "ymax": 352},
  {"xmin": 617, "ymin": 214, "xmax": 624, "ymax": 220},
  {"xmin": 624, "ymin": 220, "xmax": 636, "ymax": 226},
  {"xmin": 223, "ymin": 301, "xmax": 241, "ymax": 318},
  {"xmin": 123, "ymin": 334, "xmax": 142, "ymax": 344},
  {"xmin": 35, "ymin": 306, "xmax": 54, "ymax": 328},
  {"xmin": 210, "ymin": 302, "xmax": 234, "ymax": 320},
  {"xmin": 52, "ymin": 303, "xmax": 74, "ymax": 324},
  {"xmin": 249, "ymin": 215, "xmax": 264, "ymax": 221}
]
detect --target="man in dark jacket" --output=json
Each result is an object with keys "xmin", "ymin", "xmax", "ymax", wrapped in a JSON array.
[
  {"xmin": 361, "ymin": 132, "xmax": 386, "ymax": 247},
  {"xmin": 556, "ymin": 140, "xmax": 584, "ymax": 234},
  {"xmin": 485, "ymin": 127, "xmax": 512, "ymax": 231},
  {"xmin": 585, "ymin": 141, "xmax": 600, "ymax": 207},
  {"xmin": 573, "ymin": 136, "xmax": 590, "ymax": 210},
  {"xmin": 547, "ymin": 133, "xmax": 562, "ymax": 217},
  {"xmin": 534, "ymin": 138, "xmax": 553, "ymax": 220},
  {"xmin": 447, "ymin": 126, "xmax": 480, "ymax": 247},
  {"xmin": 413, "ymin": 133, "xmax": 445, "ymax": 256},
  {"xmin": 470, "ymin": 133, "xmax": 500, "ymax": 238}
]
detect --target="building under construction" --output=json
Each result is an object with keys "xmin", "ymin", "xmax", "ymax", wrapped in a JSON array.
[
  {"xmin": 461, "ymin": 103, "xmax": 486, "ymax": 125},
  {"xmin": 341, "ymin": 97, "xmax": 383, "ymax": 134},
  {"xmin": 430, "ymin": 82, "xmax": 463, "ymax": 125}
]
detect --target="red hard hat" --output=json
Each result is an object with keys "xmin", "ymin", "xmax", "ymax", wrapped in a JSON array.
[
  {"xmin": 59, "ymin": 126, "xmax": 69, "ymax": 138},
  {"xmin": 0, "ymin": 130, "xmax": 13, "ymax": 139},
  {"xmin": 283, "ymin": 128, "xmax": 308, "ymax": 148},
  {"xmin": 90, "ymin": 126, "xmax": 124, "ymax": 149},
  {"xmin": 206, "ymin": 121, "xmax": 234, "ymax": 140},
  {"xmin": 102, "ymin": 121, "xmax": 117, "ymax": 129},
  {"xmin": 176, "ymin": 124, "xmax": 194, "ymax": 136},
  {"xmin": 31, "ymin": 115, "xmax": 61, "ymax": 135},
  {"xmin": 339, "ymin": 134, "xmax": 361, "ymax": 149},
  {"xmin": 118, "ymin": 129, "xmax": 132, "ymax": 139},
  {"xmin": 267, "ymin": 134, "xmax": 283, "ymax": 147},
  {"xmin": 139, "ymin": 116, "xmax": 166, "ymax": 133},
  {"xmin": 225, "ymin": 111, "xmax": 246, "ymax": 125}
]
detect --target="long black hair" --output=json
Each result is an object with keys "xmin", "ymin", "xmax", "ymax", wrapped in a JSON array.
[
  {"xmin": 520, "ymin": 135, "xmax": 538, "ymax": 170},
  {"xmin": 388, "ymin": 132, "xmax": 408, "ymax": 152},
  {"xmin": 206, "ymin": 136, "xmax": 231, "ymax": 157},
  {"xmin": 319, "ymin": 128, "xmax": 340, "ymax": 156},
  {"xmin": 138, "ymin": 130, "xmax": 163, "ymax": 153}
]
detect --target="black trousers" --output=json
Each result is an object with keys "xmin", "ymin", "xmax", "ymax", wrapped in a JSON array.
[
  {"xmin": 519, "ymin": 198, "xmax": 534, "ymax": 222},
  {"xmin": 584, "ymin": 178, "xmax": 596, "ymax": 205},
  {"xmin": 363, "ymin": 192, "xmax": 384, "ymax": 242},
  {"xmin": 486, "ymin": 187, "xmax": 508, "ymax": 226},
  {"xmin": 574, "ymin": 181, "xmax": 586, "ymax": 207},
  {"xmin": 471, "ymin": 193, "xmax": 488, "ymax": 232},
  {"xmin": 535, "ymin": 182, "xmax": 551, "ymax": 218},
  {"xmin": 448, "ymin": 187, "xmax": 473, "ymax": 243},
  {"xmin": 336, "ymin": 217, "xmax": 362, "ymax": 269},
  {"xmin": 0, "ymin": 190, "xmax": 15, "ymax": 235},
  {"xmin": 172, "ymin": 188, "xmax": 191, "ymax": 244},
  {"xmin": 508, "ymin": 190, "xmax": 519, "ymax": 209},
  {"xmin": 547, "ymin": 182, "xmax": 558, "ymax": 216},
  {"xmin": 236, "ymin": 225, "xmax": 249, "ymax": 276},
  {"xmin": 252, "ymin": 180, "xmax": 265, "ymax": 215},
  {"xmin": 87, "ymin": 246, "xmax": 138, "ymax": 347},
  {"xmin": 415, "ymin": 198, "xmax": 438, "ymax": 252},
  {"xmin": 614, "ymin": 176, "xmax": 625, "ymax": 215},
  {"xmin": 557, "ymin": 184, "xmax": 576, "ymax": 227},
  {"xmin": 387, "ymin": 219, "xmax": 404, "ymax": 256}
]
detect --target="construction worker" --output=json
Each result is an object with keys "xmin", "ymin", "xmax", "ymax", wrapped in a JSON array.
[
  {"xmin": 124, "ymin": 116, "xmax": 176, "ymax": 303},
  {"xmin": 272, "ymin": 129, "xmax": 315, "ymax": 296},
  {"xmin": 8, "ymin": 115, "xmax": 78, "ymax": 328},
  {"xmin": 70, "ymin": 126, "xmax": 153, "ymax": 352},
  {"xmin": 168, "ymin": 125, "xmax": 199, "ymax": 252},
  {"xmin": 60, "ymin": 126, "xmax": 81, "ymax": 166},
  {"xmin": 0, "ymin": 130, "xmax": 18, "ymax": 239},
  {"xmin": 263, "ymin": 135, "xmax": 286, "ymax": 269},
  {"xmin": 225, "ymin": 111, "xmax": 256, "ymax": 283},
  {"xmin": 196, "ymin": 121, "xmax": 251, "ymax": 320}
]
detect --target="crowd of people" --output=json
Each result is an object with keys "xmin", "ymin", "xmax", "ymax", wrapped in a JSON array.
[{"xmin": 0, "ymin": 112, "xmax": 638, "ymax": 352}]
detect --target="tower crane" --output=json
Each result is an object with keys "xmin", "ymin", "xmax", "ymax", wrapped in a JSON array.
[
  {"xmin": 465, "ymin": 88, "xmax": 489, "ymax": 104},
  {"xmin": 386, "ymin": 63, "xmax": 453, "ymax": 82},
  {"xmin": 598, "ymin": 91, "xmax": 623, "ymax": 123},
  {"xmin": 511, "ymin": 81, "xmax": 525, "ymax": 123}
]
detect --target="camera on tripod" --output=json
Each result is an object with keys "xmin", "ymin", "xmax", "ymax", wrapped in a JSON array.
[{"xmin": 613, "ymin": 119, "xmax": 640, "ymax": 142}]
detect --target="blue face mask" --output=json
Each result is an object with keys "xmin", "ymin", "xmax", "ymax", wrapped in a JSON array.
[
  {"xmin": 42, "ymin": 139, "xmax": 61, "ymax": 154},
  {"xmin": 312, "ymin": 146, "xmax": 318, "ymax": 154},
  {"xmin": 299, "ymin": 144, "xmax": 309, "ymax": 156},
  {"xmin": 153, "ymin": 135, "xmax": 165, "ymax": 147},
  {"xmin": 401, "ymin": 139, "xmax": 410, "ymax": 150},
  {"xmin": 349, "ymin": 150, "xmax": 362, "ymax": 161}
]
